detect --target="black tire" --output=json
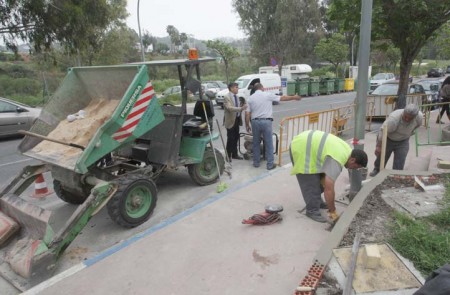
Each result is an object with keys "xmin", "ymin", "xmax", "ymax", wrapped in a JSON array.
[
  {"xmin": 107, "ymin": 174, "xmax": 157, "ymax": 228},
  {"xmin": 53, "ymin": 179, "xmax": 89, "ymax": 204},
  {"xmin": 188, "ymin": 148, "xmax": 225, "ymax": 186}
]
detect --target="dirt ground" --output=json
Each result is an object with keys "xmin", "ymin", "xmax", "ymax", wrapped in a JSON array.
[
  {"xmin": 340, "ymin": 174, "xmax": 445, "ymax": 247},
  {"xmin": 316, "ymin": 174, "xmax": 446, "ymax": 294}
]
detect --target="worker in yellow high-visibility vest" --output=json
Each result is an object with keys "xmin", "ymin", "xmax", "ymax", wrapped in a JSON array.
[{"xmin": 290, "ymin": 130, "xmax": 368, "ymax": 223}]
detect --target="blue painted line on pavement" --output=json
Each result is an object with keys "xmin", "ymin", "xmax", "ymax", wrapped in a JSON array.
[{"xmin": 84, "ymin": 168, "xmax": 279, "ymax": 267}]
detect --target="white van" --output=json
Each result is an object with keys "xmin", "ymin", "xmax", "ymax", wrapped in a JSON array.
[{"xmin": 215, "ymin": 73, "xmax": 282, "ymax": 108}]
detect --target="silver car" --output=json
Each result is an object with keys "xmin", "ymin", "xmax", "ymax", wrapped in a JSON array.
[{"xmin": 0, "ymin": 97, "xmax": 41, "ymax": 137}]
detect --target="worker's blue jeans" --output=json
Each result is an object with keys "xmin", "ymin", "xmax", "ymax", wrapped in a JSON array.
[{"xmin": 251, "ymin": 119, "xmax": 274, "ymax": 168}]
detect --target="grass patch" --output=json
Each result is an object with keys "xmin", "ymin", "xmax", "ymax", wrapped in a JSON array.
[{"xmin": 388, "ymin": 176, "xmax": 450, "ymax": 276}]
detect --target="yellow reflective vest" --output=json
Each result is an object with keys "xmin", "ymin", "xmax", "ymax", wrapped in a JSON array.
[{"xmin": 290, "ymin": 130, "xmax": 352, "ymax": 175}]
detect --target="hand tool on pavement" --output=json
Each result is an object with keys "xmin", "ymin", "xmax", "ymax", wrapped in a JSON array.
[{"xmin": 242, "ymin": 204, "xmax": 283, "ymax": 225}]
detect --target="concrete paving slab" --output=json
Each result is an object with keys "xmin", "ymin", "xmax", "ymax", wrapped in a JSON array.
[
  {"xmin": 333, "ymin": 243, "xmax": 421, "ymax": 293},
  {"xmin": 381, "ymin": 187, "xmax": 445, "ymax": 217}
]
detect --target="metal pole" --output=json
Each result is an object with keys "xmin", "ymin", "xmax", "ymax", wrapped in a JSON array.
[
  {"xmin": 351, "ymin": 34, "xmax": 356, "ymax": 66},
  {"xmin": 349, "ymin": 0, "xmax": 373, "ymax": 199},
  {"xmin": 137, "ymin": 0, "xmax": 145, "ymax": 62},
  {"xmin": 354, "ymin": 0, "xmax": 372, "ymax": 149}
]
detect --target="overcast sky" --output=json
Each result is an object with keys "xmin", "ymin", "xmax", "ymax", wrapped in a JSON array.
[{"xmin": 126, "ymin": 0, "xmax": 246, "ymax": 40}]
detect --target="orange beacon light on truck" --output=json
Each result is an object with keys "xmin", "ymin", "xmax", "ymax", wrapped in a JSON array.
[{"xmin": 188, "ymin": 48, "xmax": 198, "ymax": 60}]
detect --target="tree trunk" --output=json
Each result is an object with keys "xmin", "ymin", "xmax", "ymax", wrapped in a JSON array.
[
  {"xmin": 396, "ymin": 54, "xmax": 413, "ymax": 109},
  {"xmin": 224, "ymin": 60, "xmax": 229, "ymax": 84}
]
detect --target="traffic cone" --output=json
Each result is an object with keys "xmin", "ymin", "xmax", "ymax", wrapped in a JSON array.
[{"xmin": 31, "ymin": 174, "xmax": 52, "ymax": 198}]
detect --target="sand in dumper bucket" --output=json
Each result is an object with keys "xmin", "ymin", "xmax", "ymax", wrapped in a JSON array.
[{"xmin": 30, "ymin": 98, "xmax": 120, "ymax": 170}]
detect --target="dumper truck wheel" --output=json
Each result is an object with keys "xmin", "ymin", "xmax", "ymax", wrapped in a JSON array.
[
  {"xmin": 53, "ymin": 180, "xmax": 89, "ymax": 204},
  {"xmin": 188, "ymin": 148, "xmax": 225, "ymax": 186},
  {"xmin": 107, "ymin": 175, "xmax": 157, "ymax": 228}
]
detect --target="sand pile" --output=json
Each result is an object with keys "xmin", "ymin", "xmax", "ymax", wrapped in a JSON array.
[{"xmin": 31, "ymin": 98, "xmax": 120, "ymax": 166}]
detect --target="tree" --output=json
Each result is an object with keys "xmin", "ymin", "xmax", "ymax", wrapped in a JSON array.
[
  {"xmin": 434, "ymin": 22, "xmax": 450, "ymax": 60},
  {"xmin": 233, "ymin": 0, "xmax": 321, "ymax": 71},
  {"xmin": 327, "ymin": 0, "xmax": 450, "ymax": 108},
  {"xmin": 0, "ymin": 0, "xmax": 126, "ymax": 54},
  {"xmin": 206, "ymin": 40, "xmax": 240, "ymax": 83},
  {"xmin": 142, "ymin": 30, "xmax": 157, "ymax": 53},
  {"xmin": 155, "ymin": 43, "xmax": 170, "ymax": 55},
  {"xmin": 314, "ymin": 33, "xmax": 348, "ymax": 77}
]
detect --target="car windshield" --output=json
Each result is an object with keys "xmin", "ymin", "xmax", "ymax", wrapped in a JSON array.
[
  {"xmin": 372, "ymin": 74, "xmax": 386, "ymax": 80},
  {"xmin": 417, "ymin": 81, "xmax": 438, "ymax": 91},
  {"xmin": 371, "ymin": 83, "xmax": 398, "ymax": 95},
  {"xmin": 235, "ymin": 79, "xmax": 250, "ymax": 89}
]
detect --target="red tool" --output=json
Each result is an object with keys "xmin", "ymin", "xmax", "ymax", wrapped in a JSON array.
[{"xmin": 242, "ymin": 204, "xmax": 283, "ymax": 225}]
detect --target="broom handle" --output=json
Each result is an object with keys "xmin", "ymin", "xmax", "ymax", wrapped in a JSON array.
[
  {"xmin": 215, "ymin": 118, "xmax": 231, "ymax": 163},
  {"xmin": 19, "ymin": 130, "xmax": 85, "ymax": 150}
]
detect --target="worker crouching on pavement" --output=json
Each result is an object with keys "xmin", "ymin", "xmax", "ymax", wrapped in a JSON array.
[{"xmin": 290, "ymin": 130, "xmax": 368, "ymax": 223}]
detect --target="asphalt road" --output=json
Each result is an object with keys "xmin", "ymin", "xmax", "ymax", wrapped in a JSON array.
[{"xmin": 0, "ymin": 91, "xmax": 356, "ymax": 293}]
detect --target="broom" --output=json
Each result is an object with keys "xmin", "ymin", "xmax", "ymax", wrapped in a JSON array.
[
  {"xmin": 215, "ymin": 118, "xmax": 232, "ymax": 179},
  {"xmin": 201, "ymin": 101, "xmax": 228, "ymax": 193}
]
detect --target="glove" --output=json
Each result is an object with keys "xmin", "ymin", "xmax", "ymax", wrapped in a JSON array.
[{"xmin": 328, "ymin": 210, "xmax": 340, "ymax": 223}]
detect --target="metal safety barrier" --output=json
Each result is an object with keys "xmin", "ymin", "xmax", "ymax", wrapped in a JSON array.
[
  {"xmin": 415, "ymin": 101, "xmax": 450, "ymax": 156},
  {"xmin": 278, "ymin": 104, "xmax": 356, "ymax": 166},
  {"xmin": 366, "ymin": 94, "xmax": 427, "ymax": 129}
]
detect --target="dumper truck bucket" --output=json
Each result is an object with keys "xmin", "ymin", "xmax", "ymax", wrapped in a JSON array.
[
  {"xmin": 0, "ymin": 65, "xmax": 165, "ymax": 288},
  {"xmin": 18, "ymin": 65, "xmax": 164, "ymax": 174}
]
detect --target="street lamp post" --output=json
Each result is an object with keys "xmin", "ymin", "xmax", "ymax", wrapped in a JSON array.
[{"xmin": 137, "ymin": 0, "xmax": 145, "ymax": 62}]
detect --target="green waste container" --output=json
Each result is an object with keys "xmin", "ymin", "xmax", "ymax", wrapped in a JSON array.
[
  {"xmin": 334, "ymin": 78, "xmax": 345, "ymax": 93},
  {"xmin": 287, "ymin": 80, "xmax": 296, "ymax": 95},
  {"xmin": 308, "ymin": 79, "xmax": 320, "ymax": 96},
  {"xmin": 296, "ymin": 79, "xmax": 309, "ymax": 96},
  {"xmin": 319, "ymin": 78, "xmax": 335, "ymax": 95}
]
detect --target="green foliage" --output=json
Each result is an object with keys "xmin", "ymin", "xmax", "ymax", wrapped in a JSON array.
[
  {"xmin": 151, "ymin": 79, "xmax": 180, "ymax": 93},
  {"xmin": 388, "ymin": 177, "xmax": 450, "ymax": 275},
  {"xmin": 233, "ymin": 0, "xmax": 321, "ymax": 67},
  {"xmin": 314, "ymin": 33, "xmax": 349, "ymax": 77},
  {"xmin": 327, "ymin": 0, "xmax": 450, "ymax": 104},
  {"xmin": 205, "ymin": 40, "xmax": 239, "ymax": 83}
]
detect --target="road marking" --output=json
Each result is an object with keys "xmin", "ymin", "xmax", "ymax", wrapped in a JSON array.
[{"xmin": 0, "ymin": 158, "xmax": 32, "ymax": 168}]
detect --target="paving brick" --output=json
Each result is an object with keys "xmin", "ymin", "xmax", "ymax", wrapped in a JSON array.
[
  {"xmin": 362, "ymin": 244, "xmax": 381, "ymax": 269},
  {"xmin": 308, "ymin": 261, "xmax": 325, "ymax": 279}
]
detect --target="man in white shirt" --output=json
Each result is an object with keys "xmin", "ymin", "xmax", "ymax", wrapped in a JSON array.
[{"xmin": 245, "ymin": 83, "xmax": 301, "ymax": 170}]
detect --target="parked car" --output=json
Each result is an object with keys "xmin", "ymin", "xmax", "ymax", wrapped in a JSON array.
[
  {"xmin": 446, "ymin": 65, "xmax": 450, "ymax": 74},
  {"xmin": 0, "ymin": 97, "xmax": 41, "ymax": 138},
  {"xmin": 369, "ymin": 73, "xmax": 396, "ymax": 91},
  {"xmin": 427, "ymin": 68, "xmax": 444, "ymax": 78},
  {"xmin": 204, "ymin": 81, "xmax": 227, "ymax": 90},
  {"xmin": 160, "ymin": 86, "xmax": 182, "ymax": 98},
  {"xmin": 395, "ymin": 75, "xmax": 413, "ymax": 83},
  {"xmin": 195, "ymin": 81, "xmax": 227, "ymax": 99},
  {"xmin": 371, "ymin": 81, "xmax": 425, "ymax": 96},
  {"xmin": 416, "ymin": 79, "xmax": 442, "ymax": 106}
]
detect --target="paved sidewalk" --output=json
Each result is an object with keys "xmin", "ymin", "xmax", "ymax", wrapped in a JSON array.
[{"xmin": 24, "ymin": 114, "xmax": 449, "ymax": 295}]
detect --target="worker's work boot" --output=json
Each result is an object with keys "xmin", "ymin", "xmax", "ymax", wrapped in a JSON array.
[
  {"xmin": 369, "ymin": 168, "xmax": 379, "ymax": 177},
  {"xmin": 306, "ymin": 211, "xmax": 327, "ymax": 223}
]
